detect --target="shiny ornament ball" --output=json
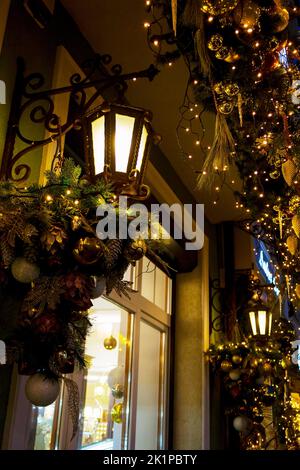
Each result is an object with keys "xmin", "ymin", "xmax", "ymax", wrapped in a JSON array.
[
  {"xmin": 124, "ymin": 239, "xmax": 147, "ymax": 262},
  {"xmin": 25, "ymin": 373, "xmax": 60, "ymax": 407},
  {"xmin": 11, "ymin": 257, "xmax": 40, "ymax": 283},
  {"xmin": 213, "ymin": 82, "xmax": 224, "ymax": 95},
  {"xmin": 221, "ymin": 359, "xmax": 232, "ymax": 372},
  {"xmin": 90, "ymin": 276, "xmax": 106, "ymax": 299},
  {"xmin": 208, "ymin": 34, "xmax": 223, "ymax": 51},
  {"xmin": 200, "ymin": 0, "xmax": 239, "ymax": 16},
  {"xmin": 218, "ymin": 101, "xmax": 234, "ymax": 115},
  {"xmin": 232, "ymin": 354, "xmax": 243, "ymax": 365},
  {"xmin": 111, "ymin": 403, "xmax": 123, "ymax": 424},
  {"xmin": 234, "ymin": 0, "xmax": 261, "ymax": 30},
  {"xmin": 111, "ymin": 384, "xmax": 124, "ymax": 399},
  {"xmin": 224, "ymin": 82, "xmax": 239, "ymax": 97},
  {"xmin": 271, "ymin": 7, "xmax": 289, "ymax": 33},
  {"xmin": 103, "ymin": 336, "xmax": 117, "ymax": 350},
  {"xmin": 229, "ymin": 369, "xmax": 241, "ymax": 381},
  {"xmin": 233, "ymin": 415, "xmax": 253, "ymax": 433},
  {"xmin": 107, "ymin": 366, "xmax": 124, "ymax": 389},
  {"xmin": 215, "ymin": 46, "xmax": 230, "ymax": 60},
  {"xmin": 73, "ymin": 237, "xmax": 103, "ymax": 265}
]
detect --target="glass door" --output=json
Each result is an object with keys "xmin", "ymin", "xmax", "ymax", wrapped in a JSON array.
[
  {"xmin": 135, "ymin": 319, "xmax": 167, "ymax": 450},
  {"xmin": 78, "ymin": 297, "xmax": 133, "ymax": 450}
]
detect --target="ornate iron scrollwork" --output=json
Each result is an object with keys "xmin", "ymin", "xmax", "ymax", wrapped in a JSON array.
[{"xmin": 0, "ymin": 55, "xmax": 159, "ymax": 183}]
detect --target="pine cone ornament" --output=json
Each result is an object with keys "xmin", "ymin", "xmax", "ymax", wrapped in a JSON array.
[
  {"xmin": 104, "ymin": 239, "xmax": 123, "ymax": 270},
  {"xmin": 282, "ymin": 159, "xmax": 298, "ymax": 187},
  {"xmin": 295, "ymin": 284, "xmax": 300, "ymax": 300},
  {"xmin": 286, "ymin": 234, "xmax": 298, "ymax": 256},
  {"xmin": 292, "ymin": 214, "xmax": 300, "ymax": 238}
]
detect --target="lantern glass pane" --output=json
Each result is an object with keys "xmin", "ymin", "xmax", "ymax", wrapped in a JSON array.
[
  {"xmin": 115, "ymin": 113, "xmax": 135, "ymax": 172},
  {"xmin": 92, "ymin": 115, "xmax": 105, "ymax": 175},
  {"xmin": 268, "ymin": 312, "xmax": 272, "ymax": 335},
  {"xmin": 136, "ymin": 125, "xmax": 148, "ymax": 171},
  {"xmin": 249, "ymin": 311, "xmax": 257, "ymax": 336},
  {"xmin": 258, "ymin": 309, "xmax": 267, "ymax": 335}
]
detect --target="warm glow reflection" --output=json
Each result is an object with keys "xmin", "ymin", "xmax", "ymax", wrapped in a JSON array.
[
  {"xmin": 136, "ymin": 125, "xmax": 148, "ymax": 171},
  {"xmin": 258, "ymin": 310, "xmax": 267, "ymax": 335},
  {"xmin": 115, "ymin": 114, "xmax": 135, "ymax": 172},
  {"xmin": 249, "ymin": 311, "xmax": 257, "ymax": 335},
  {"xmin": 92, "ymin": 116, "xmax": 105, "ymax": 174}
]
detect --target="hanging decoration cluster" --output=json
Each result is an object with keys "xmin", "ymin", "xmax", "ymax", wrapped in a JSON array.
[
  {"xmin": 145, "ymin": 0, "xmax": 300, "ymax": 313},
  {"xmin": 145, "ymin": 0, "xmax": 300, "ymax": 450},
  {"xmin": 207, "ymin": 319, "xmax": 300, "ymax": 450},
  {"xmin": 0, "ymin": 159, "xmax": 165, "ymax": 435}
]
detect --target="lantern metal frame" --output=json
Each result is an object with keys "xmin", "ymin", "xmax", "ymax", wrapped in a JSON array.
[
  {"xmin": 0, "ymin": 55, "xmax": 160, "ymax": 200},
  {"xmin": 82, "ymin": 102, "xmax": 161, "ymax": 200},
  {"xmin": 246, "ymin": 289, "xmax": 273, "ymax": 339}
]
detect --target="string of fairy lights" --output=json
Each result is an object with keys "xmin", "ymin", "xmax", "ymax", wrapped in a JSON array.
[{"xmin": 140, "ymin": 0, "xmax": 300, "ymax": 310}]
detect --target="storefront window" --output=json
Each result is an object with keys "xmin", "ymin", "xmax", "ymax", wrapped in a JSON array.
[{"xmin": 79, "ymin": 297, "xmax": 132, "ymax": 450}]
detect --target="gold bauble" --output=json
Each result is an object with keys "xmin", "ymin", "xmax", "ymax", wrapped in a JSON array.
[
  {"xmin": 271, "ymin": 7, "xmax": 289, "ymax": 33},
  {"xmin": 215, "ymin": 46, "xmax": 230, "ymax": 60},
  {"xmin": 220, "ymin": 359, "xmax": 232, "ymax": 372},
  {"xmin": 124, "ymin": 239, "xmax": 147, "ymax": 262},
  {"xmin": 111, "ymin": 384, "xmax": 124, "ymax": 399},
  {"xmin": 208, "ymin": 34, "xmax": 223, "ymax": 51},
  {"xmin": 218, "ymin": 101, "xmax": 234, "ymax": 115},
  {"xmin": 229, "ymin": 369, "xmax": 241, "ymax": 381},
  {"xmin": 103, "ymin": 335, "xmax": 117, "ymax": 350},
  {"xmin": 232, "ymin": 354, "xmax": 243, "ymax": 365},
  {"xmin": 73, "ymin": 237, "xmax": 103, "ymax": 265},
  {"xmin": 11, "ymin": 257, "xmax": 40, "ymax": 284},
  {"xmin": 111, "ymin": 403, "xmax": 123, "ymax": 424},
  {"xmin": 224, "ymin": 82, "xmax": 239, "ymax": 97},
  {"xmin": 200, "ymin": 0, "xmax": 239, "ymax": 16},
  {"xmin": 213, "ymin": 82, "xmax": 224, "ymax": 94},
  {"xmin": 234, "ymin": 0, "xmax": 261, "ymax": 30}
]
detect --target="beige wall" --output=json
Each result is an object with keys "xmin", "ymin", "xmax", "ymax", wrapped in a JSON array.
[{"xmin": 173, "ymin": 239, "xmax": 210, "ymax": 450}]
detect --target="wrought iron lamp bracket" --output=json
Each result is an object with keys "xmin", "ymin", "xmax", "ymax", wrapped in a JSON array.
[{"xmin": 0, "ymin": 55, "xmax": 159, "ymax": 183}]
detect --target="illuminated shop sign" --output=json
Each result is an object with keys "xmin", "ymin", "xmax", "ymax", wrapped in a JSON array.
[{"xmin": 254, "ymin": 239, "xmax": 279, "ymax": 296}]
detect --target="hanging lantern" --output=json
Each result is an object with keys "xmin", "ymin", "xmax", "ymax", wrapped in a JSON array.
[
  {"xmin": 247, "ymin": 299, "xmax": 272, "ymax": 338},
  {"xmin": 82, "ymin": 102, "xmax": 161, "ymax": 200}
]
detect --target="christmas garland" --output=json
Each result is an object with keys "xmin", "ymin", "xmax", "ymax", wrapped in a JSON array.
[{"xmin": 0, "ymin": 159, "xmax": 166, "ymax": 436}]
